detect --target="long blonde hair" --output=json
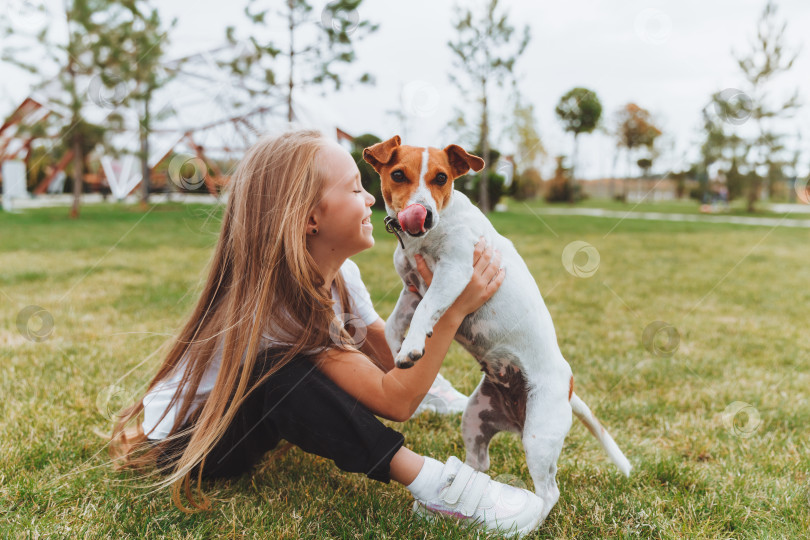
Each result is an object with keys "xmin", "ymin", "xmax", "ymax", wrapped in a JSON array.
[{"xmin": 110, "ymin": 129, "xmax": 355, "ymax": 511}]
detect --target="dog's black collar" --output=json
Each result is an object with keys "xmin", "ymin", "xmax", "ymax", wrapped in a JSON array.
[{"xmin": 383, "ymin": 215, "xmax": 406, "ymax": 249}]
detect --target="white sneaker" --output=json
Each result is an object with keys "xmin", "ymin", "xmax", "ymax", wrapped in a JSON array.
[
  {"xmin": 412, "ymin": 456, "xmax": 544, "ymax": 538},
  {"xmin": 411, "ymin": 373, "xmax": 469, "ymax": 418}
]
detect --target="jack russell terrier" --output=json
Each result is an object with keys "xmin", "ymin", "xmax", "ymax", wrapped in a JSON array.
[{"xmin": 363, "ymin": 136, "xmax": 631, "ymax": 523}]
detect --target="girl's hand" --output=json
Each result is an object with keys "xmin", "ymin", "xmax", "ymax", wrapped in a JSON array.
[{"xmin": 410, "ymin": 237, "xmax": 506, "ymax": 316}]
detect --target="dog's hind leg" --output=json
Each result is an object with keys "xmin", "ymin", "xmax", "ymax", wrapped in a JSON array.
[
  {"xmin": 462, "ymin": 375, "xmax": 520, "ymax": 472},
  {"xmin": 521, "ymin": 383, "xmax": 572, "ymax": 521}
]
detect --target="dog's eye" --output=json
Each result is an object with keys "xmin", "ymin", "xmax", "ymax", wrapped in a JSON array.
[
  {"xmin": 433, "ymin": 173, "xmax": 448, "ymax": 186},
  {"xmin": 391, "ymin": 170, "xmax": 407, "ymax": 183}
]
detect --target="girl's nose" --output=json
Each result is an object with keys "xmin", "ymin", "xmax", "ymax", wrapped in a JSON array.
[{"xmin": 366, "ymin": 191, "xmax": 375, "ymax": 206}]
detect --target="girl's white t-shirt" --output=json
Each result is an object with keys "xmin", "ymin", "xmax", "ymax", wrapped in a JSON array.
[{"xmin": 141, "ymin": 259, "xmax": 379, "ymax": 440}]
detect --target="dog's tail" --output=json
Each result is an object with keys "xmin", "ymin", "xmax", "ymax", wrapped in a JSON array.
[{"xmin": 570, "ymin": 392, "xmax": 632, "ymax": 476}]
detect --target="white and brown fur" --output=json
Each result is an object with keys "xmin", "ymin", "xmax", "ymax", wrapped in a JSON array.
[{"xmin": 364, "ymin": 136, "xmax": 631, "ymax": 523}]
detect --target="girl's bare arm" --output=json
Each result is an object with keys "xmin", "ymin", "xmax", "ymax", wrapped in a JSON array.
[
  {"xmin": 315, "ymin": 240, "xmax": 504, "ymax": 421},
  {"xmin": 315, "ymin": 307, "xmax": 465, "ymax": 421},
  {"xmin": 359, "ymin": 318, "xmax": 395, "ymax": 372}
]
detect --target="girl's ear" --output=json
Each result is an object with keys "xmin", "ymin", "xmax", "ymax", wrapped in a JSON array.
[
  {"xmin": 363, "ymin": 135, "xmax": 401, "ymax": 172},
  {"xmin": 306, "ymin": 213, "xmax": 319, "ymax": 236}
]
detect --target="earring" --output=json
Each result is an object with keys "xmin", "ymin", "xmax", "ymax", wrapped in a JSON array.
[{"xmin": 312, "ymin": 228, "xmax": 318, "ymax": 235}]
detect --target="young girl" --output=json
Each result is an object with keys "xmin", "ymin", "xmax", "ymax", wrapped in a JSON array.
[{"xmin": 111, "ymin": 130, "xmax": 544, "ymax": 537}]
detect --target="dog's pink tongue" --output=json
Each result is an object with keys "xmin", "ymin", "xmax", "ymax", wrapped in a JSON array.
[{"xmin": 397, "ymin": 204, "xmax": 427, "ymax": 235}]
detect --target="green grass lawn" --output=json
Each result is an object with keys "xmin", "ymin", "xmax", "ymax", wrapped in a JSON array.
[{"xmin": 1, "ymin": 202, "xmax": 808, "ymax": 538}]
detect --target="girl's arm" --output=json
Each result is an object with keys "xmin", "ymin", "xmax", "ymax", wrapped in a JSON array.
[
  {"xmin": 317, "ymin": 307, "xmax": 464, "ymax": 421},
  {"xmin": 359, "ymin": 318, "xmax": 395, "ymax": 372},
  {"xmin": 315, "ymin": 240, "xmax": 504, "ymax": 422}
]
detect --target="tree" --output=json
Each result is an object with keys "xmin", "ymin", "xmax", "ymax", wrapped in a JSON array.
[
  {"xmin": 637, "ymin": 157, "xmax": 652, "ymax": 178},
  {"xmin": 507, "ymin": 84, "xmax": 545, "ymax": 200},
  {"xmin": 96, "ymin": 1, "xmax": 175, "ymax": 207},
  {"xmin": 511, "ymin": 168, "xmax": 543, "ymax": 200},
  {"xmin": 58, "ymin": 1, "xmax": 125, "ymax": 217},
  {"xmin": 615, "ymin": 103, "xmax": 661, "ymax": 201},
  {"xmin": 1, "ymin": 0, "xmax": 145, "ymax": 217},
  {"xmin": 509, "ymin": 88, "xmax": 545, "ymax": 172},
  {"xmin": 227, "ymin": 0, "xmax": 378, "ymax": 122},
  {"xmin": 351, "ymin": 133, "xmax": 384, "ymax": 209},
  {"xmin": 786, "ymin": 134, "xmax": 803, "ymax": 203},
  {"xmin": 555, "ymin": 87, "xmax": 602, "ymax": 184},
  {"xmin": 713, "ymin": 0, "xmax": 801, "ymax": 212},
  {"xmin": 447, "ymin": 0, "xmax": 530, "ymax": 213},
  {"xmin": 545, "ymin": 156, "xmax": 573, "ymax": 203},
  {"xmin": 698, "ymin": 99, "xmax": 731, "ymax": 199},
  {"xmin": 698, "ymin": 95, "xmax": 750, "ymax": 202}
]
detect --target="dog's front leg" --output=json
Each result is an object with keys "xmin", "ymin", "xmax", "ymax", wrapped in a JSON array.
[
  {"xmin": 385, "ymin": 287, "xmax": 421, "ymax": 362},
  {"xmin": 395, "ymin": 257, "xmax": 473, "ymax": 367}
]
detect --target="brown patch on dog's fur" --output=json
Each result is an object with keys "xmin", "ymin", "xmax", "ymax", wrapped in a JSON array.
[
  {"xmin": 479, "ymin": 363, "xmax": 528, "ymax": 430},
  {"xmin": 569, "ymin": 376, "xmax": 573, "ymax": 401}
]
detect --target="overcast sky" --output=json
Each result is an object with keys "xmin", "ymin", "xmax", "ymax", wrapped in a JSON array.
[{"xmin": 2, "ymin": 0, "xmax": 809, "ymax": 179}]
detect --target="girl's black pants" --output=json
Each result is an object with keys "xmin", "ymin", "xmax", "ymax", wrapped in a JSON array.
[{"xmin": 155, "ymin": 349, "xmax": 405, "ymax": 483}]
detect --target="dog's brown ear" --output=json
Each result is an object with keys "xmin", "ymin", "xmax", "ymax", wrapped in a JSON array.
[
  {"xmin": 444, "ymin": 144, "xmax": 485, "ymax": 178},
  {"xmin": 363, "ymin": 135, "xmax": 401, "ymax": 172}
]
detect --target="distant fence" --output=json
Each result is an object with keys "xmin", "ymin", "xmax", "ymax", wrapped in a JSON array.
[{"xmin": 579, "ymin": 177, "xmax": 688, "ymax": 200}]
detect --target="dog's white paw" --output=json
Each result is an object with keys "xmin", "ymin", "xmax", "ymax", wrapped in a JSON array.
[
  {"xmin": 397, "ymin": 334, "xmax": 427, "ymax": 367},
  {"xmin": 535, "ymin": 480, "xmax": 560, "ymax": 522},
  {"xmin": 395, "ymin": 347, "xmax": 425, "ymax": 369}
]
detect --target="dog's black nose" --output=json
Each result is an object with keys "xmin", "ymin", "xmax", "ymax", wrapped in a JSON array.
[{"xmin": 424, "ymin": 209, "xmax": 433, "ymax": 230}]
